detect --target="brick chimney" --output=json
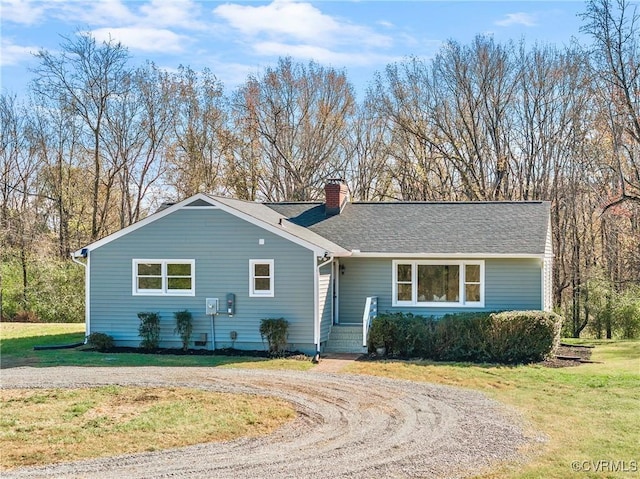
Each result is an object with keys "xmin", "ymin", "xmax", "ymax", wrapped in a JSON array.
[{"xmin": 325, "ymin": 178, "xmax": 348, "ymax": 216}]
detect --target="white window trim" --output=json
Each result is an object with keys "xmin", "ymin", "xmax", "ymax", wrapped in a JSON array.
[
  {"xmin": 249, "ymin": 259, "xmax": 274, "ymax": 297},
  {"xmin": 132, "ymin": 259, "xmax": 195, "ymax": 296},
  {"xmin": 392, "ymin": 260, "xmax": 485, "ymax": 307}
]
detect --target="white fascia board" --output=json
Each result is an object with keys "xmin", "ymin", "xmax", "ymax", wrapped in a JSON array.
[
  {"xmin": 350, "ymin": 252, "xmax": 546, "ymax": 259},
  {"xmin": 73, "ymin": 193, "xmax": 216, "ymax": 256}
]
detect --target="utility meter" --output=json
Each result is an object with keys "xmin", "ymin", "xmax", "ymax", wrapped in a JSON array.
[
  {"xmin": 206, "ymin": 298, "xmax": 218, "ymax": 315},
  {"xmin": 226, "ymin": 293, "xmax": 235, "ymax": 316}
]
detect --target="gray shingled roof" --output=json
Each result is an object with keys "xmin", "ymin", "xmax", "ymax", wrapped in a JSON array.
[
  {"xmin": 207, "ymin": 195, "xmax": 350, "ymax": 256},
  {"xmin": 266, "ymin": 201, "xmax": 551, "ymax": 255}
]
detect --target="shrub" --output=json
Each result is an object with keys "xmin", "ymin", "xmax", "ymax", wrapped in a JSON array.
[
  {"xmin": 435, "ymin": 313, "xmax": 492, "ymax": 362},
  {"xmin": 367, "ymin": 310, "xmax": 563, "ymax": 364},
  {"xmin": 488, "ymin": 311, "xmax": 563, "ymax": 363},
  {"xmin": 174, "ymin": 310, "xmax": 193, "ymax": 351},
  {"xmin": 259, "ymin": 318, "xmax": 288, "ymax": 354},
  {"xmin": 367, "ymin": 313, "xmax": 402, "ymax": 355},
  {"xmin": 613, "ymin": 286, "xmax": 640, "ymax": 339},
  {"xmin": 87, "ymin": 332, "xmax": 114, "ymax": 352},
  {"xmin": 368, "ymin": 313, "xmax": 437, "ymax": 357},
  {"xmin": 11, "ymin": 310, "xmax": 41, "ymax": 323},
  {"xmin": 138, "ymin": 312, "xmax": 161, "ymax": 351}
]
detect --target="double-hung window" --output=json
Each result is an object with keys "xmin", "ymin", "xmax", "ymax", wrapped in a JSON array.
[
  {"xmin": 249, "ymin": 259, "xmax": 274, "ymax": 297},
  {"xmin": 392, "ymin": 260, "xmax": 484, "ymax": 307},
  {"xmin": 133, "ymin": 260, "xmax": 195, "ymax": 296}
]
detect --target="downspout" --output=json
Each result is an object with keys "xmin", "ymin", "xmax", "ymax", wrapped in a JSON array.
[
  {"xmin": 71, "ymin": 251, "xmax": 89, "ymax": 344},
  {"xmin": 315, "ymin": 256, "xmax": 334, "ymax": 356}
]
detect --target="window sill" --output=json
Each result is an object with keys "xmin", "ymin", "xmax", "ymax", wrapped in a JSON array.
[
  {"xmin": 392, "ymin": 301, "xmax": 484, "ymax": 308},
  {"xmin": 249, "ymin": 293, "xmax": 274, "ymax": 298},
  {"xmin": 133, "ymin": 291, "xmax": 195, "ymax": 296}
]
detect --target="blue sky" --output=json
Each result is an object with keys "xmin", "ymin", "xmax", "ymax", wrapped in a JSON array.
[{"xmin": 1, "ymin": 0, "xmax": 589, "ymax": 97}]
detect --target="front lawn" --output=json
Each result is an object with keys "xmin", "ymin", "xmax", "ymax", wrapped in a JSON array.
[
  {"xmin": 346, "ymin": 340, "xmax": 640, "ymax": 479},
  {"xmin": 0, "ymin": 323, "xmax": 313, "ymax": 370},
  {"xmin": 0, "ymin": 385, "xmax": 295, "ymax": 469}
]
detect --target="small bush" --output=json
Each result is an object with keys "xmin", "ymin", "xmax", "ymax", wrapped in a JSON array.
[
  {"xmin": 11, "ymin": 310, "xmax": 41, "ymax": 323},
  {"xmin": 174, "ymin": 310, "xmax": 193, "ymax": 351},
  {"xmin": 138, "ymin": 312, "xmax": 161, "ymax": 351},
  {"xmin": 259, "ymin": 318, "xmax": 288, "ymax": 354},
  {"xmin": 87, "ymin": 332, "xmax": 114, "ymax": 352}
]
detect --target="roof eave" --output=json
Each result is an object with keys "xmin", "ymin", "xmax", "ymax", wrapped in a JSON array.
[{"xmin": 349, "ymin": 252, "xmax": 546, "ymax": 259}]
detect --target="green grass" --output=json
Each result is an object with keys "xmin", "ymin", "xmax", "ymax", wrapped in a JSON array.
[
  {"xmin": 0, "ymin": 323, "xmax": 313, "ymax": 370},
  {"xmin": 346, "ymin": 340, "xmax": 640, "ymax": 479},
  {"xmin": 1, "ymin": 386, "xmax": 295, "ymax": 469}
]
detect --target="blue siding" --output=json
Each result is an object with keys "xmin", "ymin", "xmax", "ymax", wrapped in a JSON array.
[
  {"xmin": 338, "ymin": 257, "xmax": 542, "ymax": 323},
  {"xmin": 318, "ymin": 270, "xmax": 332, "ymax": 343},
  {"xmin": 89, "ymin": 207, "xmax": 317, "ymax": 353}
]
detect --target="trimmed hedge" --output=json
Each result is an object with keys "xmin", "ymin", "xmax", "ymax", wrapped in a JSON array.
[{"xmin": 368, "ymin": 310, "xmax": 563, "ymax": 364}]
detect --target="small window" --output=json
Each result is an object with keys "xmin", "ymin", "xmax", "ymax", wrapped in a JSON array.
[
  {"xmin": 464, "ymin": 264, "xmax": 481, "ymax": 302},
  {"xmin": 133, "ymin": 260, "xmax": 195, "ymax": 296},
  {"xmin": 395, "ymin": 263, "xmax": 413, "ymax": 302},
  {"xmin": 250, "ymin": 260, "xmax": 274, "ymax": 297}
]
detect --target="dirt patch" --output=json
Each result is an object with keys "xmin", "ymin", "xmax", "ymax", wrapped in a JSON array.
[
  {"xmin": 0, "ymin": 356, "xmax": 40, "ymax": 368},
  {"xmin": 314, "ymin": 353, "xmax": 362, "ymax": 373},
  {"xmin": 1, "ymin": 366, "xmax": 533, "ymax": 479},
  {"xmin": 542, "ymin": 344, "xmax": 593, "ymax": 368}
]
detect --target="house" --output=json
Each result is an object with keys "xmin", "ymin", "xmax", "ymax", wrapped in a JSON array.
[{"xmin": 72, "ymin": 180, "xmax": 553, "ymax": 355}]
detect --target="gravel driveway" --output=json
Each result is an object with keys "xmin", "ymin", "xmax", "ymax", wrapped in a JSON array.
[{"xmin": 1, "ymin": 366, "xmax": 535, "ymax": 478}]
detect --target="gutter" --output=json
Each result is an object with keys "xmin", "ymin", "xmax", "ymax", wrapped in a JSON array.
[
  {"xmin": 70, "ymin": 251, "xmax": 89, "ymax": 344},
  {"xmin": 314, "ymin": 256, "xmax": 334, "ymax": 356}
]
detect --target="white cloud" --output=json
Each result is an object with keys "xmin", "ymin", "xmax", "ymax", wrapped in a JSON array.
[
  {"xmin": 138, "ymin": 0, "xmax": 205, "ymax": 30},
  {"xmin": 495, "ymin": 12, "xmax": 538, "ymax": 27},
  {"xmin": 1, "ymin": 0, "xmax": 47, "ymax": 25},
  {"xmin": 0, "ymin": 38, "xmax": 39, "ymax": 66},
  {"xmin": 213, "ymin": 0, "xmax": 391, "ymax": 49},
  {"xmin": 253, "ymin": 41, "xmax": 396, "ymax": 67},
  {"xmin": 53, "ymin": 0, "xmax": 136, "ymax": 26},
  {"xmin": 91, "ymin": 27, "xmax": 187, "ymax": 53},
  {"xmin": 377, "ymin": 20, "xmax": 394, "ymax": 29}
]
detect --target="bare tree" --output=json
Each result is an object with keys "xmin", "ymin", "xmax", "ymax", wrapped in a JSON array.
[
  {"xmin": 32, "ymin": 33, "xmax": 131, "ymax": 240},
  {"xmin": 165, "ymin": 66, "xmax": 229, "ymax": 198},
  {"xmin": 581, "ymin": 0, "xmax": 640, "ymax": 207},
  {"xmin": 231, "ymin": 58, "xmax": 355, "ymax": 201},
  {"xmin": 344, "ymin": 97, "xmax": 393, "ymax": 201}
]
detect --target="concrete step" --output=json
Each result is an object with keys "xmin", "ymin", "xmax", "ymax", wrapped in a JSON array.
[
  {"xmin": 324, "ymin": 339, "xmax": 366, "ymax": 349},
  {"xmin": 324, "ymin": 325, "xmax": 366, "ymax": 353},
  {"xmin": 324, "ymin": 344, "xmax": 367, "ymax": 354},
  {"xmin": 327, "ymin": 333, "xmax": 363, "ymax": 341}
]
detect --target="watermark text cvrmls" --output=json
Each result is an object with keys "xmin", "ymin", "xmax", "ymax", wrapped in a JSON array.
[{"xmin": 571, "ymin": 460, "xmax": 637, "ymax": 473}]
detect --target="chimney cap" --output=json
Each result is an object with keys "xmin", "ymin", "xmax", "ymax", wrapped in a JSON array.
[{"xmin": 327, "ymin": 178, "xmax": 345, "ymax": 184}]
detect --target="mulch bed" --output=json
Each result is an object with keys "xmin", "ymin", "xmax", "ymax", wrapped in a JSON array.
[
  {"xmin": 541, "ymin": 343, "xmax": 594, "ymax": 368},
  {"xmin": 82, "ymin": 346, "xmax": 309, "ymax": 359}
]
